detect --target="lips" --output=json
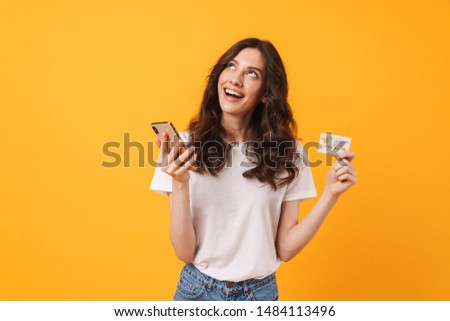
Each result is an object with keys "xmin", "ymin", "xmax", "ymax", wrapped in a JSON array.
[{"xmin": 224, "ymin": 87, "xmax": 245, "ymax": 99}]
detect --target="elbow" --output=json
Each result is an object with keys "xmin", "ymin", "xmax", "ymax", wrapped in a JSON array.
[
  {"xmin": 170, "ymin": 234, "xmax": 196, "ymax": 263},
  {"xmin": 276, "ymin": 245, "xmax": 295, "ymax": 262},
  {"xmin": 278, "ymin": 252, "xmax": 294, "ymax": 262},
  {"xmin": 277, "ymin": 243, "xmax": 306, "ymax": 262},
  {"xmin": 175, "ymin": 252, "xmax": 194, "ymax": 264},
  {"xmin": 172, "ymin": 245, "xmax": 195, "ymax": 263}
]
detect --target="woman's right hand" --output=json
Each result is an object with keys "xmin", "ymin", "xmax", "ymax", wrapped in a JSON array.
[{"xmin": 156, "ymin": 132, "xmax": 197, "ymax": 185}]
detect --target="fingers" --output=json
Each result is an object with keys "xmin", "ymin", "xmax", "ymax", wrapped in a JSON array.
[
  {"xmin": 164, "ymin": 146, "xmax": 195, "ymax": 174},
  {"xmin": 338, "ymin": 150, "xmax": 355, "ymax": 162},
  {"xmin": 167, "ymin": 139, "xmax": 185, "ymax": 165},
  {"xmin": 176, "ymin": 146, "xmax": 195, "ymax": 167},
  {"xmin": 335, "ymin": 165, "xmax": 353, "ymax": 177},
  {"xmin": 334, "ymin": 150, "xmax": 357, "ymax": 183},
  {"xmin": 334, "ymin": 158, "xmax": 355, "ymax": 172},
  {"xmin": 174, "ymin": 151, "xmax": 198, "ymax": 175},
  {"xmin": 160, "ymin": 132, "xmax": 169, "ymax": 155},
  {"xmin": 337, "ymin": 172, "xmax": 358, "ymax": 184}
]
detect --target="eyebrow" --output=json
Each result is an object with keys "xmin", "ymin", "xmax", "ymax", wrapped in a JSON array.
[{"xmin": 230, "ymin": 59, "xmax": 264, "ymax": 76}]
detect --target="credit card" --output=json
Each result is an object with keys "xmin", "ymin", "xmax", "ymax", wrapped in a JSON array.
[{"xmin": 318, "ymin": 132, "xmax": 352, "ymax": 155}]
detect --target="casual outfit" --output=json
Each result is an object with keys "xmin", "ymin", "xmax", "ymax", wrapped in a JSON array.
[{"xmin": 150, "ymin": 132, "xmax": 317, "ymax": 300}]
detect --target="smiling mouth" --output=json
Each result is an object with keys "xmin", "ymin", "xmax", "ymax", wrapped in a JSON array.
[{"xmin": 224, "ymin": 88, "xmax": 244, "ymax": 98}]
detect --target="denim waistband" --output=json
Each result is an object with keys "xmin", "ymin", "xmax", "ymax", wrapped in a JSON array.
[{"xmin": 182, "ymin": 264, "xmax": 276, "ymax": 294}]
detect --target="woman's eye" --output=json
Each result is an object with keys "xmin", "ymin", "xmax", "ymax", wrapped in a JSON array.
[
  {"xmin": 247, "ymin": 70, "xmax": 257, "ymax": 77},
  {"xmin": 228, "ymin": 62, "xmax": 236, "ymax": 69}
]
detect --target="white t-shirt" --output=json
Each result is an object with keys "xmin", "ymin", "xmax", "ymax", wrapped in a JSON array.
[{"xmin": 150, "ymin": 133, "xmax": 317, "ymax": 282}]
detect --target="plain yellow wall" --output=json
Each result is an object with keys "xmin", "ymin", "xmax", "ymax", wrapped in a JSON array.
[{"xmin": 1, "ymin": 0, "xmax": 449, "ymax": 300}]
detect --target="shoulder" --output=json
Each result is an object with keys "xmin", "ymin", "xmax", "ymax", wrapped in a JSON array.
[{"xmin": 294, "ymin": 139, "xmax": 303, "ymax": 150}]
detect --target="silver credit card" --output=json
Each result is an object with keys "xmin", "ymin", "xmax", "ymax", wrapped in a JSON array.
[{"xmin": 318, "ymin": 132, "xmax": 352, "ymax": 155}]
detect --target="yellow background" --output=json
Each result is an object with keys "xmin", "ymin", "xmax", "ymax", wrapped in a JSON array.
[{"xmin": 1, "ymin": 0, "xmax": 449, "ymax": 300}]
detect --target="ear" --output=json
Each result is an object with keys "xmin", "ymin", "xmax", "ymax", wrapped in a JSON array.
[{"xmin": 261, "ymin": 95, "xmax": 268, "ymax": 104}]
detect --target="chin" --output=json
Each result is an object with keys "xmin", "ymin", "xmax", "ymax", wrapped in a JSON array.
[{"xmin": 221, "ymin": 105, "xmax": 242, "ymax": 114}]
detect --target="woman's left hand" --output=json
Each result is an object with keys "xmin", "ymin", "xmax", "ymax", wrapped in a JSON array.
[{"xmin": 325, "ymin": 150, "xmax": 358, "ymax": 198}]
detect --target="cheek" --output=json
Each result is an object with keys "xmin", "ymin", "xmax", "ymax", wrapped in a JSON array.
[
  {"xmin": 218, "ymin": 70, "xmax": 229, "ymax": 83},
  {"xmin": 246, "ymin": 82, "xmax": 263, "ymax": 98}
]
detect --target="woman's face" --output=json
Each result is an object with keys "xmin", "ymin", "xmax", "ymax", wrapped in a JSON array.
[{"xmin": 217, "ymin": 47, "xmax": 266, "ymax": 119}]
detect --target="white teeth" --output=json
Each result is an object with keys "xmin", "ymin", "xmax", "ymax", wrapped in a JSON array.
[{"xmin": 225, "ymin": 88, "xmax": 244, "ymax": 98}]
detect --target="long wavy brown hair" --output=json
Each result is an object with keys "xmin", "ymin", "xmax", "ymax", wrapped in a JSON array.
[{"xmin": 187, "ymin": 38, "xmax": 301, "ymax": 190}]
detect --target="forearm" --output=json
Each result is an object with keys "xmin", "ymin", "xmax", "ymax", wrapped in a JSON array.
[
  {"xmin": 169, "ymin": 181, "xmax": 196, "ymax": 263},
  {"xmin": 277, "ymin": 188, "xmax": 339, "ymax": 261}
]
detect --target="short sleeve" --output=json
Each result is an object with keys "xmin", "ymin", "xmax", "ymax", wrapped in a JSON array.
[
  {"xmin": 149, "ymin": 131, "xmax": 190, "ymax": 196},
  {"xmin": 282, "ymin": 141, "xmax": 318, "ymax": 202},
  {"xmin": 150, "ymin": 166, "xmax": 172, "ymax": 196}
]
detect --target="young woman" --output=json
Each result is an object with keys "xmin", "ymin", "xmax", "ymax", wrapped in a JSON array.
[{"xmin": 150, "ymin": 38, "xmax": 357, "ymax": 301}]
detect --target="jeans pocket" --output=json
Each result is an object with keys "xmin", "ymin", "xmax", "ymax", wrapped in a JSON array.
[
  {"xmin": 174, "ymin": 270, "xmax": 206, "ymax": 301},
  {"xmin": 248, "ymin": 279, "xmax": 279, "ymax": 301}
]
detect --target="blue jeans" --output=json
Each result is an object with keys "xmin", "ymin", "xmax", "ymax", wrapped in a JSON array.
[{"xmin": 173, "ymin": 264, "xmax": 278, "ymax": 301}]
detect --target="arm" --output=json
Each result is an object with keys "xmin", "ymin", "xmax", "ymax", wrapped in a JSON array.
[
  {"xmin": 168, "ymin": 181, "xmax": 196, "ymax": 263},
  {"xmin": 275, "ymin": 190, "xmax": 338, "ymax": 261},
  {"xmin": 276, "ymin": 151, "xmax": 357, "ymax": 262},
  {"xmin": 157, "ymin": 133, "xmax": 197, "ymax": 263}
]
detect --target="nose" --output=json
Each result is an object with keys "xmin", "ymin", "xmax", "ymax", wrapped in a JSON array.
[{"xmin": 229, "ymin": 75, "xmax": 243, "ymax": 87}]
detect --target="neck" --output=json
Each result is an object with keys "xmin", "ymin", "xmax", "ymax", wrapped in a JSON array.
[{"xmin": 220, "ymin": 113, "xmax": 252, "ymax": 144}]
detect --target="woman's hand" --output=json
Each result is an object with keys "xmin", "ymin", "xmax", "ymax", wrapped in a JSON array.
[
  {"xmin": 156, "ymin": 132, "xmax": 197, "ymax": 185},
  {"xmin": 324, "ymin": 150, "xmax": 358, "ymax": 198}
]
